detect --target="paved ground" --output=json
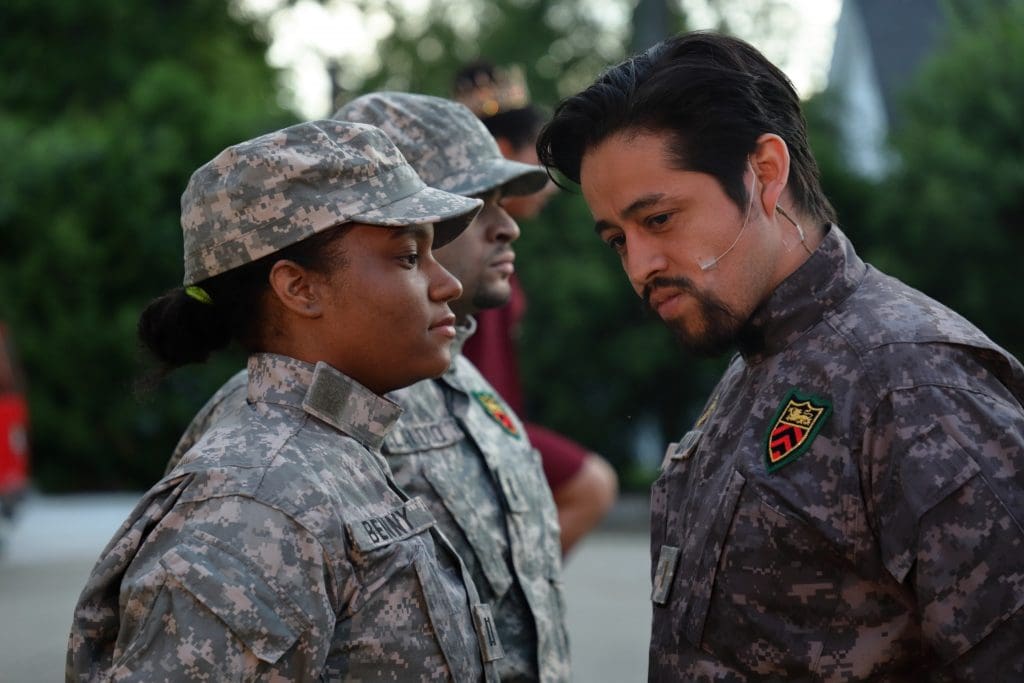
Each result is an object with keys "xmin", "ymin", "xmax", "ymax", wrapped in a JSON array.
[{"xmin": 0, "ymin": 493, "xmax": 651, "ymax": 682}]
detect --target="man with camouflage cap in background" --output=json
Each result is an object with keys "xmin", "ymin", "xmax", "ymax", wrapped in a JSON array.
[{"xmin": 166, "ymin": 94, "xmax": 570, "ymax": 682}]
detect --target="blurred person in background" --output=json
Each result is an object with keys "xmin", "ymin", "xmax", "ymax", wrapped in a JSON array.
[
  {"xmin": 454, "ymin": 61, "xmax": 618, "ymax": 556},
  {"xmin": 539, "ymin": 31, "xmax": 1024, "ymax": 680},
  {"xmin": 165, "ymin": 94, "xmax": 572, "ymax": 682},
  {"xmin": 68, "ymin": 120, "xmax": 503, "ymax": 681},
  {"xmin": 0, "ymin": 323, "xmax": 30, "ymax": 549}
]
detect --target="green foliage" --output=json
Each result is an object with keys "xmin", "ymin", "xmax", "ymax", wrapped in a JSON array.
[
  {"xmin": 0, "ymin": 0, "xmax": 293, "ymax": 490},
  {"xmin": 862, "ymin": 0, "xmax": 1024, "ymax": 357},
  {"xmin": 334, "ymin": 0, "xmax": 685, "ymax": 105}
]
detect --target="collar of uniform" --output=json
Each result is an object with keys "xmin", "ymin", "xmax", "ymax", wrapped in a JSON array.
[
  {"xmin": 449, "ymin": 315, "xmax": 477, "ymax": 361},
  {"xmin": 736, "ymin": 224, "xmax": 866, "ymax": 362},
  {"xmin": 303, "ymin": 363, "xmax": 402, "ymax": 451},
  {"xmin": 246, "ymin": 352, "xmax": 402, "ymax": 451}
]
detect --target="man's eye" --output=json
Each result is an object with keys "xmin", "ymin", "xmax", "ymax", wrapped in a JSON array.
[
  {"xmin": 647, "ymin": 213, "xmax": 671, "ymax": 227},
  {"xmin": 399, "ymin": 253, "xmax": 419, "ymax": 267},
  {"xmin": 605, "ymin": 234, "xmax": 626, "ymax": 252}
]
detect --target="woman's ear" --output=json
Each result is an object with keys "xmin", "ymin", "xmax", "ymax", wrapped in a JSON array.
[
  {"xmin": 268, "ymin": 260, "xmax": 323, "ymax": 318},
  {"xmin": 750, "ymin": 133, "xmax": 791, "ymax": 217}
]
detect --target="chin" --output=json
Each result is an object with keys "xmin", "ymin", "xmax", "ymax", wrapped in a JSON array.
[
  {"xmin": 473, "ymin": 287, "xmax": 512, "ymax": 311},
  {"xmin": 423, "ymin": 349, "xmax": 454, "ymax": 379}
]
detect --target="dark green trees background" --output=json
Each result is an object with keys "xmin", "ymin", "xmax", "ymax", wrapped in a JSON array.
[
  {"xmin": 0, "ymin": 1, "xmax": 291, "ymax": 489},
  {"xmin": 3, "ymin": 0, "xmax": 1023, "ymax": 491}
]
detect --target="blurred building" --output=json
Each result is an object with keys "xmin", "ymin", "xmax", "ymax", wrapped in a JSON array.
[{"xmin": 827, "ymin": 0, "xmax": 946, "ymax": 177}]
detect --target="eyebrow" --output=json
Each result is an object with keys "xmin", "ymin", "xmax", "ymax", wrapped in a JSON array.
[
  {"xmin": 593, "ymin": 193, "xmax": 666, "ymax": 233},
  {"xmin": 389, "ymin": 224, "xmax": 433, "ymax": 241}
]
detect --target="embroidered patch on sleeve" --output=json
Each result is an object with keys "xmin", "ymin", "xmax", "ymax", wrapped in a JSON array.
[
  {"xmin": 472, "ymin": 391, "xmax": 521, "ymax": 438},
  {"xmin": 765, "ymin": 389, "xmax": 832, "ymax": 473}
]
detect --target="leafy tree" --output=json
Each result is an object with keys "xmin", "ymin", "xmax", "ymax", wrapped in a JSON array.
[
  {"xmin": 862, "ymin": 0, "xmax": 1024, "ymax": 358},
  {"xmin": 0, "ymin": 0, "xmax": 292, "ymax": 490}
]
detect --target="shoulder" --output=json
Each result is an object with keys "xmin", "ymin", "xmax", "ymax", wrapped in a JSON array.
[
  {"xmin": 823, "ymin": 268, "xmax": 1024, "ymax": 395},
  {"xmin": 168, "ymin": 368, "xmax": 250, "ymax": 473}
]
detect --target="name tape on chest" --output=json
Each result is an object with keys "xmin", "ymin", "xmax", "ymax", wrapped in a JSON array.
[
  {"xmin": 383, "ymin": 417, "xmax": 463, "ymax": 454},
  {"xmin": 471, "ymin": 391, "xmax": 521, "ymax": 438},
  {"xmin": 347, "ymin": 497, "xmax": 436, "ymax": 552},
  {"xmin": 765, "ymin": 389, "xmax": 832, "ymax": 473}
]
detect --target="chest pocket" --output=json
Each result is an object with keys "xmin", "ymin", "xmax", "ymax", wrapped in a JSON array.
[
  {"xmin": 384, "ymin": 419, "xmax": 515, "ymax": 602},
  {"xmin": 342, "ymin": 497, "xmax": 490, "ymax": 681},
  {"xmin": 157, "ymin": 530, "xmax": 311, "ymax": 665},
  {"xmin": 651, "ymin": 438, "xmax": 746, "ymax": 649}
]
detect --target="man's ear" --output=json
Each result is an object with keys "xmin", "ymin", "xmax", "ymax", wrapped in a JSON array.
[
  {"xmin": 268, "ymin": 259, "xmax": 323, "ymax": 318},
  {"xmin": 750, "ymin": 133, "xmax": 791, "ymax": 217}
]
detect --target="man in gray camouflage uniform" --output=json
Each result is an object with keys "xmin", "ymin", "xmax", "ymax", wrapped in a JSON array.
[
  {"xmin": 538, "ymin": 32, "xmax": 1024, "ymax": 680},
  {"xmin": 68, "ymin": 120, "xmax": 503, "ymax": 681},
  {"xmin": 165, "ymin": 94, "xmax": 570, "ymax": 681}
]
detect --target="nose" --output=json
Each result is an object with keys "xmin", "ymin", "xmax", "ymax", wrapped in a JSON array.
[
  {"xmin": 427, "ymin": 252, "xmax": 463, "ymax": 303},
  {"xmin": 623, "ymin": 232, "xmax": 669, "ymax": 294},
  {"xmin": 486, "ymin": 204, "xmax": 520, "ymax": 244}
]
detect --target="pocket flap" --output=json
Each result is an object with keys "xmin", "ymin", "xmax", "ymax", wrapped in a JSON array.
[{"xmin": 160, "ymin": 536, "xmax": 309, "ymax": 664}]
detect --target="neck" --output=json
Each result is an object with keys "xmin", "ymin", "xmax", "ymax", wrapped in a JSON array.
[{"xmin": 769, "ymin": 207, "xmax": 822, "ymax": 287}]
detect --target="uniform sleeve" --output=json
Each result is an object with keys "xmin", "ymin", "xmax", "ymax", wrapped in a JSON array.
[
  {"xmin": 110, "ymin": 495, "xmax": 338, "ymax": 681},
  {"xmin": 864, "ymin": 383, "xmax": 1024, "ymax": 677},
  {"xmin": 165, "ymin": 369, "xmax": 248, "ymax": 475}
]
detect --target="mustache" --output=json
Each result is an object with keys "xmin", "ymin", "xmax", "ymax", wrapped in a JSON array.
[
  {"xmin": 489, "ymin": 245, "xmax": 515, "ymax": 261},
  {"xmin": 641, "ymin": 277, "xmax": 699, "ymax": 310}
]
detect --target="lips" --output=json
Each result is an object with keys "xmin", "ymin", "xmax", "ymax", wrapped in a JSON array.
[
  {"xmin": 489, "ymin": 252, "xmax": 516, "ymax": 276},
  {"xmin": 647, "ymin": 287, "xmax": 684, "ymax": 318},
  {"xmin": 429, "ymin": 312, "xmax": 457, "ymax": 339}
]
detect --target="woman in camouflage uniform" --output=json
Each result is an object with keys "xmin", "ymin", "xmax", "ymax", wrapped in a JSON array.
[{"xmin": 67, "ymin": 120, "xmax": 504, "ymax": 681}]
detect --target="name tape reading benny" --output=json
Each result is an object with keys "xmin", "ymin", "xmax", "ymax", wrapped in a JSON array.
[{"xmin": 347, "ymin": 497, "xmax": 436, "ymax": 552}]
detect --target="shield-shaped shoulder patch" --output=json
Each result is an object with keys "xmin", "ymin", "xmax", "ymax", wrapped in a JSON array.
[
  {"xmin": 764, "ymin": 389, "xmax": 832, "ymax": 472},
  {"xmin": 472, "ymin": 391, "xmax": 521, "ymax": 439}
]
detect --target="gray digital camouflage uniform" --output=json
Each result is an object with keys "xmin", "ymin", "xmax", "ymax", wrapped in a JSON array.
[
  {"xmin": 384, "ymin": 320, "xmax": 570, "ymax": 683},
  {"xmin": 164, "ymin": 92, "xmax": 571, "ymax": 681},
  {"xmin": 69, "ymin": 119, "xmax": 496, "ymax": 681},
  {"xmin": 70, "ymin": 354, "xmax": 500, "ymax": 682},
  {"xmin": 165, "ymin": 326, "xmax": 571, "ymax": 683},
  {"xmin": 649, "ymin": 225, "xmax": 1024, "ymax": 681}
]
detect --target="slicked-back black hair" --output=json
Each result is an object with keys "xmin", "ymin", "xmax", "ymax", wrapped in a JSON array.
[{"xmin": 537, "ymin": 31, "xmax": 835, "ymax": 223}]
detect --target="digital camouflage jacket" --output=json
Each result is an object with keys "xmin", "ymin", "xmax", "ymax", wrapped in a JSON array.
[
  {"xmin": 384, "ymin": 321, "xmax": 570, "ymax": 682},
  {"xmin": 649, "ymin": 226, "xmax": 1024, "ymax": 681},
  {"xmin": 69, "ymin": 353, "xmax": 499, "ymax": 682}
]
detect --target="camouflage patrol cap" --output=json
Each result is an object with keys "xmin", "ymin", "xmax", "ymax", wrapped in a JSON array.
[
  {"xmin": 334, "ymin": 92, "xmax": 548, "ymax": 199},
  {"xmin": 180, "ymin": 120, "xmax": 483, "ymax": 285}
]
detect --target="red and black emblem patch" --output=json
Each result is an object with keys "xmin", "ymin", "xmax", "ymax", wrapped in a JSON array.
[
  {"xmin": 765, "ymin": 389, "xmax": 832, "ymax": 472},
  {"xmin": 472, "ymin": 391, "xmax": 521, "ymax": 439}
]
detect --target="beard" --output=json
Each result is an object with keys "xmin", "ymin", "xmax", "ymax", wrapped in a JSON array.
[
  {"xmin": 642, "ymin": 276, "xmax": 745, "ymax": 357},
  {"xmin": 472, "ymin": 282, "xmax": 511, "ymax": 311}
]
